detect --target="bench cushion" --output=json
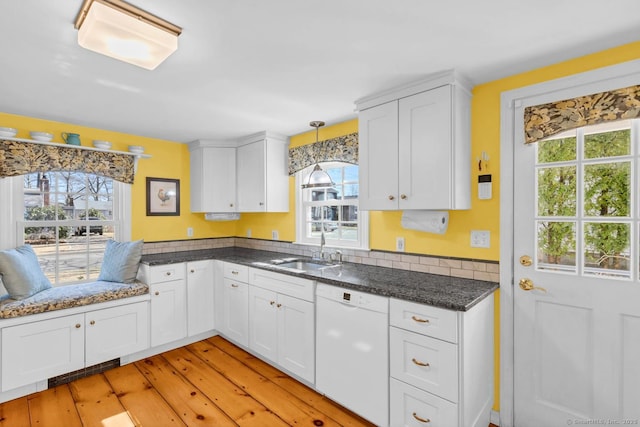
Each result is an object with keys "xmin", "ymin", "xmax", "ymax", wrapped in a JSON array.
[{"xmin": 0, "ymin": 281, "xmax": 148, "ymax": 319}]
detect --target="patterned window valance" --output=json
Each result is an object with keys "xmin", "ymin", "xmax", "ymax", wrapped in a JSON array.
[
  {"xmin": 524, "ymin": 85, "xmax": 640, "ymax": 144},
  {"xmin": 0, "ymin": 139, "xmax": 136, "ymax": 184},
  {"xmin": 288, "ymin": 132, "xmax": 358, "ymax": 175}
]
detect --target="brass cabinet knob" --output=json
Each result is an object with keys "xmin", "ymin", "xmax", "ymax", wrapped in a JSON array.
[
  {"xmin": 75, "ymin": 323, "xmax": 81, "ymax": 329},
  {"xmin": 388, "ymin": 195, "xmax": 395, "ymax": 201},
  {"xmin": 90, "ymin": 320, "xmax": 96, "ymax": 326},
  {"xmin": 400, "ymin": 194, "xmax": 407, "ymax": 200},
  {"xmin": 155, "ymin": 291, "xmax": 160, "ymax": 296}
]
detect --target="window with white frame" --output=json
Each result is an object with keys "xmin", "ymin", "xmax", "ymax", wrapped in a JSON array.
[
  {"xmin": 0, "ymin": 171, "xmax": 131, "ymax": 287},
  {"xmin": 296, "ymin": 162, "xmax": 368, "ymax": 249}
]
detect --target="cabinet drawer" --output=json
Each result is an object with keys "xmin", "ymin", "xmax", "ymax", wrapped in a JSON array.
[
  {"xmin": 390, "ymin": 378, "xmax": 458, "ymax": 427},
  {"xmin": 390, "ymin": 298, "xmax": 458, "ymax": 343},
  {"xmin": 249, "ymin": 268, "xmax": 315, "ymax": 301},
  {"xmin": 224, "ymin": 262, "xmax": 248, "ymax": 282},
  {"xmin": 140, "ymin": 263, "xmax": 186, "ymax": 284},
  {"xmin": 390, "ymin": 327, "xmax": 458, "ymax": 402}
]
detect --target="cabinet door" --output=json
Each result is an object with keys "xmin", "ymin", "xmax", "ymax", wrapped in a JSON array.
[
  {"xmin": 190, "ymin": 147, "xmax": 237, "ymax": 212},
  {"xmin": 398, "ymin": 86, "xmax": 452, "ymax": 209},
  {"xmin": 1, "ymin": 314, "xmax": 85, "ymax": 391},
  {"xmin": 237, "ymin": 140, "xmax": 266, "ymax": 212},
  {"xmin": 222, "ymin": 278, "xmax": 249, "ymax": 347},
  {"xmin": 277, "ymin": 294, "xmax": 315, "ymax": 383},
  {"xmin": 359, "ymin": 100, "xmax": 399, "ymax": 210},
  {"xmin": 186, "ymin": 260, "xmax": 215, "ymax": 336},
  {"xmin": 85, "ymin": 302, "xmax": 149, "ymax": 366},
  {"xmin": 150, "ymin": 280, "xmax": 187, "ymax": 347},
  {"xmin": 248, "ymin": 286, "xmax": 278, "ymax": 362}
]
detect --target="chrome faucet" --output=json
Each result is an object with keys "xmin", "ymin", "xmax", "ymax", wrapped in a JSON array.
[{"xmin": 320, "ymin": 230, "xmax": 326, "ymax": 260}]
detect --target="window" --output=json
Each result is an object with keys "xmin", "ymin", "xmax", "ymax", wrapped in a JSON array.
[
  {"xmin": 535, "ymin": 119, "xmax": 638, "ymax": 279},
  {"xmin": 296, "ymin": 162, "xmax": 368, "ymax": 249},
  {"xmin": 0, "ymin": 171, "xmax": 131, "ymax": 287}
]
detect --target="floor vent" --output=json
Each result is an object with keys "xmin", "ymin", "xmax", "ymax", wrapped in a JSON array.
[{"xmin": 48, "ymin": 358, "xmax": 120, "ymax": 388}]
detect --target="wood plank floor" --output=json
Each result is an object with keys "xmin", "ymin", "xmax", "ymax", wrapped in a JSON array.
[{"xmin": 0, "ymin": 336, "xmax": 376, "ymax": 426}]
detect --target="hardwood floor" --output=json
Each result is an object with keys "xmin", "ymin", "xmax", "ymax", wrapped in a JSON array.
[{"xmin": 0, "ymin": 336, "xmax": 375, "ymax": 427}]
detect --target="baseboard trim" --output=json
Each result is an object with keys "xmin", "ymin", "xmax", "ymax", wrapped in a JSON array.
[{"xmin": 490, "ymin": 409, "xmax": 500, "ymax": 426}]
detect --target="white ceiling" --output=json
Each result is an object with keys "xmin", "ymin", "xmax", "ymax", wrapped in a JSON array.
[{"xmin": 1, "ymin": 1, "xmax": 639, "ymax": 143}]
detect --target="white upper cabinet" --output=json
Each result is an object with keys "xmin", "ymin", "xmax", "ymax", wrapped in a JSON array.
[
  {"xmin": 189, "ymin": 140, "xmax": 237, "ymax": 213},
  {"xmin": 237, "ymin": 133, "xmax": 289, "ymax": 213},
  {"xmin": 189, "ymin": 132, "xmax": 289, "ymax": 214},
  {"xmin": 356, "ymin": 70, "xmax": 472, "ymax": 211}
]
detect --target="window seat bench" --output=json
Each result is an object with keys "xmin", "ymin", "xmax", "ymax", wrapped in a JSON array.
[{"xmin": 0, "ymin": 281, "xmax": 149, "ymax": 319}]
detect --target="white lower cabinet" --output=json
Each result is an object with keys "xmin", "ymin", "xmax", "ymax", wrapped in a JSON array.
[
  {"xmin": 248, "ymin": 285, "xmax": 315, "ymax": 383},
  {"xmin": 1, "ymin": 301, "xmax": 149, "ymax": 392},
  {"xmin": 85, "ymin": 302, "xmax": 149, "ymax": 366},
  {"xmin": 220, "ymin": 263, "xmax": 249, "ymax": 347},
  {"xmin": 389, "ymin": 296, "xmax": 494, "ymax": 427},
  {"xmin": 186, "ymin": 260, "xmax": 215, "ymax": 336}
]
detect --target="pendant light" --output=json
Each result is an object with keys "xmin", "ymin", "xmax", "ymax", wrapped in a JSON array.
[{"xmin": 302, "ymin": 121, "xmax": 335, "ymax": 189}]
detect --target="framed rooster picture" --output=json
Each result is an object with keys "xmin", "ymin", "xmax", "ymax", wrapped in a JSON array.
[{"xmin": 146, "ymin": 177, "xmax": 180, "ymax": 216}]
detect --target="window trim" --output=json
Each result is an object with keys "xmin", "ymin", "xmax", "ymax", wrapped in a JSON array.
[
  {"xmin": 295, "ymin": 162, "xmax": 369, "ymax": 250},
  {"xmin": 0, "ymin": 174, "xmax": 132, "ymax": 283}
]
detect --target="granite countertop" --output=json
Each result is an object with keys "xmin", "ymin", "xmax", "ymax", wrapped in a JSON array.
[{"xmin": 141, "ymin": 247, "xmax": 499, "ymax": 312}]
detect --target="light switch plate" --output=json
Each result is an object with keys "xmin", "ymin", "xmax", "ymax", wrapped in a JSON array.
[{"xmin": 272, "ymin": 230, "xmax": 279, "ymax": 240}]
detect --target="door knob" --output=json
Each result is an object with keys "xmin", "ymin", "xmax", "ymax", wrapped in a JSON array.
[{"xmin": 519, "ymin": 278, "xmax": 547, "ymax": 293}]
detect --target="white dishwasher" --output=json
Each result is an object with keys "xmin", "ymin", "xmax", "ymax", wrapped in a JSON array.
[{"xmin": 316, "ymin": 283, "xmax": 389, "ymax": 427}]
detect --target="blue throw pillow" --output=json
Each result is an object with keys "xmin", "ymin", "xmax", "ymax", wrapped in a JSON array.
[
  {"xmin": 98, "ymin": 239, "xmax": 144, "ymax": 283},
  {"xmin": 0, "ymin": 245, "xmax": 52, "ymax": 300}
]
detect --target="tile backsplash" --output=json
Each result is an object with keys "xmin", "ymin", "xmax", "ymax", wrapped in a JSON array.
[{"xmin": 142, "ymin": 237, "xmax": 500, "ymax": 283}]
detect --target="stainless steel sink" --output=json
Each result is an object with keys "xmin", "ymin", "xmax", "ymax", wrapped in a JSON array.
[
  {"xmin": 252, "ymin": 258, "xmax": 339, "ymax": 273},
  {"xmin": 276, "ymin": 260, "xmax": 338, "ymax": 271}
]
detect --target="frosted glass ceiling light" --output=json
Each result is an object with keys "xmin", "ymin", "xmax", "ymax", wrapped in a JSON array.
[
  {"xmin": 74, "ymin": 0, "xmax": 182, "ymax": 70},
  {"xmin": 302, "ymin": 121, "xmax": 335, "ymax": 189}
]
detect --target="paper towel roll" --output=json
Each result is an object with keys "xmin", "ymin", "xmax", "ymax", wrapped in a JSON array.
[{"xmin": 401, "ymin": 210, "xmax": 449, "ymax": 234}]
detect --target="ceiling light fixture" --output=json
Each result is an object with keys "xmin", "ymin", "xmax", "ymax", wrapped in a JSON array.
[
  {"xmin": 74, "ymin": 0, "xmax": 182, "ymax": 70},
  {"xmin": 302, "ymin": 121, "xmax": 335, "ymax": 189}
]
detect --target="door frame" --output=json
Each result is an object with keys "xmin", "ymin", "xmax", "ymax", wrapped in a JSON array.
[{"xmin": 499, "ymin": 58, "xmax": 640, "ymax": 427}]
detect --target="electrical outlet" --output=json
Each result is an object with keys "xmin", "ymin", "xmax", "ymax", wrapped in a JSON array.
[
  {"xmin": 247, "ymin": 228, "xmax": 252, "ymax": 238},
  {"xmin": 470, "ymin": 230, "xmax": 490, "ymax": 248},
  {"xmin": 396, "ymin": 237, "xmax": 405, "ymax": 252},
  {"xmin": 272, "ymin": 230, "xmax": 279, "ymax": 240},
  {"xmin": 187, "ymin": 227, "xmax": 193, "ymax": 237}
]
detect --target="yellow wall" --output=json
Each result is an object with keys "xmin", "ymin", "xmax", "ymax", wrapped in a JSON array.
[{"xmin": 0, "ymin": 112, "xmax": 237, "ymax": 241}]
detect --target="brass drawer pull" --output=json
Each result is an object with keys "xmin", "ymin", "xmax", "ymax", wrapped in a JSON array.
[
  {"xmin": 412, "ymin": 358, "xmax": 430, "ymax": 367},
  {"xmin": 412, "ymin": 412, "xmax": 431, "ymax": 423},
  {"xmin": 231, "ymin": 284, "xmax": 239, "ymax": 288},
  {"xmin": 231, "ymin": 270, "xmax": 239, "ymax": 275},
  {"xmin": 411, "ymin": 315, "xmax": 430, "ymax": 323}
]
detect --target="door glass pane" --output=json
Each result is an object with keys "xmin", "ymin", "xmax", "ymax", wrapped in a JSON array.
[
  {"xmin": 537, "ymin": 221, "xmax": 576, "ymax": 272},
  {"xmin": 584, "ymin": 222, "xmax": 630, "ymax": 278},
  {"xmin": 537, "ymin": 166, "xmax": 576, "ymax": 217},
  {"xmin": 583, "ymin": 162, "xmax": 630, "ymax": 217},
  {"xmin": 537, "ymin": 136, "xmax": 576, "ymax": 163},
  {"xmin": 584, "ymin": 129, "xmax": 630, "ymax": 159}
]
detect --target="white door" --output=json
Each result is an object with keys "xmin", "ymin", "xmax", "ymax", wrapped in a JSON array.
[
  {"xmin": 513, "ymin": 118, "xmax": 640, "ymax": 425},
  {"xmin": 248, "ymin": 285, "xmax": 278, "ymax": 361},
  {"xmin": 150, "ymin": 280, "xmax": 187, "ymax": 347}
]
